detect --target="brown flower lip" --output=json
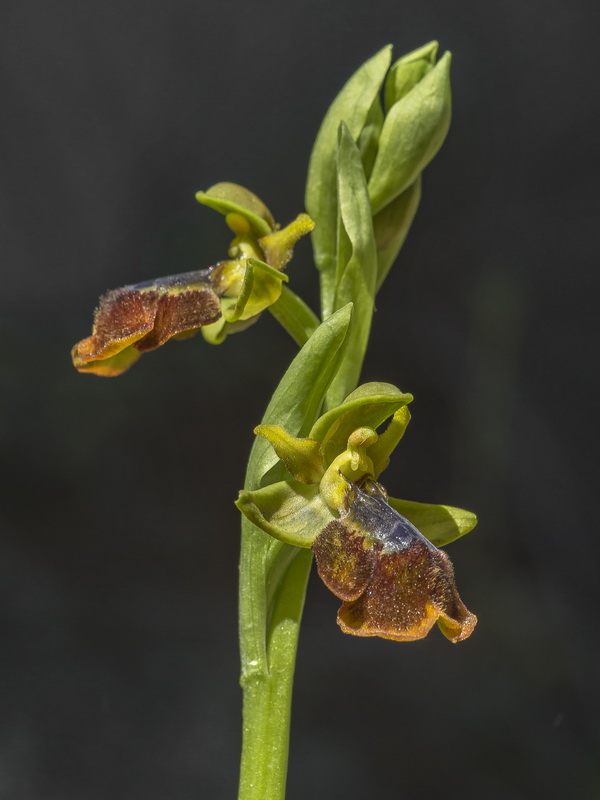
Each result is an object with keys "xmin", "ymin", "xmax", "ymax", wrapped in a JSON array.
[
  {"xmin": 71, "ymin": 268, "xmax": 223, "ymax": 376},
  {"xmin": 312, "ymin": 482, "xmax": 477, "ymax": 643}
]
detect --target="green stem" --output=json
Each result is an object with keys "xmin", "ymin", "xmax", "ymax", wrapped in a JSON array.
[
  {"xmin": 238, "ymin": 543, "xmax": 312, "ymax": 800},
  {"xmin": 268, "ymin": 285, "xmax": 320, "ymax": 346},
  {"xmin": 237, "ymin": 392, "xmax": 346, "ymax": 800},
  {"xmin": 237, "ymin": 306, "xmax": 354, "ymax": 800}
]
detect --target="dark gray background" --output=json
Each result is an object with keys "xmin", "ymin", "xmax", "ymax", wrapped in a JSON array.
[{"xmin": 1, "ymin": 1, "xmax": 598, "ymax": 798}]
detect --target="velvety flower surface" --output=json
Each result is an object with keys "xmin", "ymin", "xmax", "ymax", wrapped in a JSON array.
[
  {"xmin": 313, "ymin": 480, "xmax": 476, "ymax": 642},
  {"xmin": 72, "ymin": 183, "xmax": 314, "ymax": 376},
  {"xmin": 237, "ymin": 382, "xmax": 477, "ymax": 643},
  {"xmin": 71, "ymin": 270, "xmax": 221, "ymax": 376}
]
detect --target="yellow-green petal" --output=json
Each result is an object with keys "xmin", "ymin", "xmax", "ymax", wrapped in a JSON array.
[
  {"xmin": 259, "ymin": 214, "xmax": 315, "ymax": 271},
  {"xmin": 254, "ymin": 425, "xmax": 324, "ymax": 485},
  {"xmin": 368, "ymin": 406, "xmax": 411, "ymax": 478},
  {"xmin": 387, "ymin": 497, "xmax": 478, "ymax": 547}
]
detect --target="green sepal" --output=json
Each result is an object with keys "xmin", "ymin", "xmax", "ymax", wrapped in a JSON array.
[
  {"xmin": 305, "ymin": 45, "xmax": 392, "ymax": 318},
  {"xmin": 202, "ymin": 253, "xmax": 286, "ymax": 338},
  {"xmin": 225, "ymin": 258, "xmax": 288, "ymax": 323},
  {"xmin": 236, "ymin": 480, "xmax": 335, "ymax": 548},
  {"xmin": 384, "ymin": 41, "xmax": 438, "ymax": 111},
  {"xmin": 195, "ymin": 182, "xmax": 275, "ymax": 237},
  {"xmin": 388, "ymin": 497, "xmax": 478, "ymax": 547},
  {"xmin": 201, "ymin": 298, "xmax": 259, "ymax": 344},
  {"xmin": 310, "ymin": 382, "xmax": 413, "ymax": 468},
  {"xmin": 326, "ymin": 124, "xmax": 378, "ymax": 409},
  {"xmin": 369, "ymin": 51, "xmax": 452, "ymax": 215},
  {"xmin": 373, "ymin": 177, "xmax": 421, "ymax": 290},
  {"xmin": 254, "ymin": 425, "xmax": 324, "ymax": 485}
]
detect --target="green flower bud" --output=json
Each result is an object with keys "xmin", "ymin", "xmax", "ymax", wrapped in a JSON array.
[
  {"xmin": 368, "ymin": 51, "xmax": 452, "ymax": 215},
  {"xmin": 384, "ymin": 40, "xmax": 439, "ymax": 111},
  {"xmin": 305, "ymin": 43, "xmax": 453, "ymax": 321}
]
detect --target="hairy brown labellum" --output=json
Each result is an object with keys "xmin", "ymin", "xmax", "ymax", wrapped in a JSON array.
[
  {"xmin": 72, "ymin": 270, "xmax": 222, "ymax": 376},
  {"xmin": 312, "ymin": 485, "xmax": 476, "ymax": 642}
]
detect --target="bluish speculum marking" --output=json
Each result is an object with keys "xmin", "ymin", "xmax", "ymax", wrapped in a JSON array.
[{"xmin": 351, "ymin": 483, "xmax": 437, "ymax": 554}]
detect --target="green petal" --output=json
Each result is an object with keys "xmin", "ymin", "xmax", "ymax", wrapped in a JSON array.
[
  {"xmin": 259, "ymin": 214, "xmax": 315, "ymax": 270},
  {"xmin": 305, "ymin": 45, "xmax": 392, "ymax": 318},
  {"xmin": 195, "ymin": 182, "xmax": 275, "ymax": 237},
  {"xmin": 310, "ymin": 382, "xmax": 413, "ymax": 467},
  {"xmin": 387, "ymin": 497, "xmax": 478, "ymax": 547},
  {"xmin": 237, "ymin": 480, "xmax": 336, "ymax": 548},
  {"xmin": 369, "ymin": 52, "xmax": 452, "ymax": 215},
  {"xmin": 325, "ymin": 124, "xmax": 378, "ymax": 409},
  {"xmin": 368, "ymin": 406, "xmax": 411, "ymax": 477},
  {"xmin": 373, "ymin": 177, "xmax": 421, "ymax": 291},
  {"xmin": 384, "ymin": 41, "xmax": 438, "ymax": 111},
  {"xmin": 254, "ymin": 425, "xmax": 324, "ymax": 484}
]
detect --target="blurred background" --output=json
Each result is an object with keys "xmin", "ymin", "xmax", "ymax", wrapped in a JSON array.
[{"xmin": 1, "ymin": 1, "xmax": 598, "ymax": 798}]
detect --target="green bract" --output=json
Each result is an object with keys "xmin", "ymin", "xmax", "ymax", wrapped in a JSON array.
[
  {"xmin": 326, "ymin": 124, "xmax": 377, "ymax": 408},
  {"xmin": 305, "ymin": 46, "xmax": 392, "ymax": 318},
  {"xmin": 237, "ymin": 382, "xmax": 477, "ymax": 549}
]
